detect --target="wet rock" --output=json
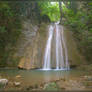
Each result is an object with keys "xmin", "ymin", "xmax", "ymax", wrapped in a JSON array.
[
  {"xmin": 65, "ymin": 80, "xmax": 85, "ymax": 90},
  {"xmin": 0, "ymin": 79, "xmax": 8, "ymax": 85},
  {"xmin": 8, "ymin": 81, "xmax": 13, "ymax": 86},
  {"xmin": 39, "ymin": 83, "xmax": 44, "ymax": 88},
  {"xmin": 26, "ymin": 86, "xmax": 34, "ymax": 90},
  {"xmin": 70, "ymin": 65, "xmax": 77, "ymax": 69},
  {"xmin": 60, "ymin": 78, "xmax": 66, "ymax": 81},
  {"xmin": 60, "ymin": 87, "xmax": 66, "ymax": 90},
  {"xmin": 84, "ymin": 76, "xmax": 92, "ymax": 81},
  {"xmin": 26, "ymin": 84, "xmax": 40, "ymax": 91},
  {"xmin": 39, "ymin": 86, "xmax": 43, "ymax": 89},
  {"xmin": 29, "ymin": 85, "xmax": 34, "ymax": 89},
  {"xmin": 56, "ymin": 80, "xmax": 66, "ymax": 89},
  {"xmin": 16, "ymin": 75, "xmax": 21, "ymax": 78},
  {"xmin": 34, "ymin": 84, "xmax": 39, "ymax": 88},
  {"xmin": 84, "ymin": 76, "xmax": 89, "ymax": 78},
  {"xmin": 64, "ymin": 28, "xmax": 86, "ymax": 66},
  {"xmin": 14, "ymin": 82, "xmax": 21, "ymax": 87},
  {"xmin": 0, "ymin": 79, "xmax": 8, "ymax": 89},
  {"xmin": 57, "ymin": 78, "xmax": 86, "ymax": 90}
]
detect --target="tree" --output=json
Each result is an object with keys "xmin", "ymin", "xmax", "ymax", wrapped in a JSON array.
[{"xmin": 59, "ymin": 1, "xmax": 62, "ymax": 23}]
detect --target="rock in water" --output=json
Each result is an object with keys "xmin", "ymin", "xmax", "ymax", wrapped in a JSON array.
[
  {"xmin": 16, "ymin": 75, "xmax": 21, "ymax": 78},
  {"xmin": 0, "ymin": 79, "xmax": 8, "ymax": 85},
  {"xmin": 0, "ymin": 79, "xmax": 8, "ymax": 89},
  {"xmin": 14, "ymin": 82, "xmax": 21, "ymax": 87}
]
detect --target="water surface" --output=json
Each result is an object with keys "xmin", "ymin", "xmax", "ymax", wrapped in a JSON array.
[{"xmin": 0, "ymin": 68, "xmax": 91, "ymax": 86}]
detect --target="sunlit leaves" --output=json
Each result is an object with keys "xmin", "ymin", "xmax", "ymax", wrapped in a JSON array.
[{"xmin": 39, "ymin": 2, "xmax": 60, "ymax": 22}]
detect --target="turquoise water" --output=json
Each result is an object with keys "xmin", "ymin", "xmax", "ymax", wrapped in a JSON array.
[{"xmin": 0, "ymin": 68, "xmax": 91, "ymax": 85}]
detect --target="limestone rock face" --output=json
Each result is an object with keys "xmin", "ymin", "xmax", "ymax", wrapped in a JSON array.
[
  {"xmin": 17, "ymin": 22, "xmax": 48, "ymax": 69},
  {"xmin": 17, "ymin": 22, "xmax": 86, "ymax": 70},
  {"xmin": 63, "ymin": 27, "xmax": 86, "ymax": 67}
]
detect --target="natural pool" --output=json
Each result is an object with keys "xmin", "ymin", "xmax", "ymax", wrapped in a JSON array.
[
  {"xmin": 0, "ymin": 68, "xmax": 91, "ymax": 84},
  {"xmin": 0, "ymin": 68, "xmax": 92, "ymax": 91}
]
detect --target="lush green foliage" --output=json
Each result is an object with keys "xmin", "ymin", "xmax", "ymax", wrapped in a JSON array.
[
  {"xmin": 0, "ymin": 1, "xmax": 42, "ymax": 66},
  {"xmin": 39, "ymin": 2, "xmax": 60, "ymax": 22},
  {"xmin": 0, "ymin": 2, "xmax": 21, "ymax": 66},
  {"xmin": 63, "ymin": 2, "xmax": 92, "ymax": 62},
  {"xmin": 0, "ymin": 1, "xmax": 92, "ymax": 66}
]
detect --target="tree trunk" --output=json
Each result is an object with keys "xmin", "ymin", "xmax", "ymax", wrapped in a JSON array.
[{"xmin": 59, "ymin": 1, "xmax": 62, "ymax": 24}]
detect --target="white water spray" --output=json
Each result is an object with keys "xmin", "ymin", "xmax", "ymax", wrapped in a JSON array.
[
  {"xmin": 43, "ymin": 24, "xmax": 70, "ymax": 70},
  {"xmin": 55, "ymin": 24, "xmax": 64, "ymax": 70},
  {"xmin": 43, "ymin": 25, "xmax": 54, "ymax": 70}
]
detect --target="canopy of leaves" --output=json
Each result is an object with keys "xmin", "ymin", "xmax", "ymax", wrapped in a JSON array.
[{"xmin": 38, "ymin": 2, "xmax": 60, "ymax": 22}]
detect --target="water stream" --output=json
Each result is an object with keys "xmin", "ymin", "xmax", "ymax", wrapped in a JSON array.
[
  {"xmin": 43, "ymin": 24, "xmax": 70, "ymax": 70},
  {"xmin": 43, "ymin": 26, "xmax": 54, "ymax": 70}
]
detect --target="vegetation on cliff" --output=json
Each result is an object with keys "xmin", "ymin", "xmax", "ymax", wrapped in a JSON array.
[
  {"xmin": 0, "ymin": 2, "xmax": 21, "ymax": 66},
  {"xmin": 0, "ymin": 1, "xmax": 41, "ymax": 66},
  {"xmin": 0, "ymin": 1, "xmax": 92, "ymax": 67},
  {"xmin": 62, "ymin": 2, "xmax": 92, "ymax": 63}
]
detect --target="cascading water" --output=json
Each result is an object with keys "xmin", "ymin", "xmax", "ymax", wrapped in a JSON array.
[
  {"xmin": 43, "ymin": 25, "xmax": 54, "ymax": 70},
  {"xmin": 61, "ymin": 26, "xmax": 70, "ymax": 70},
  {"xmin": 55, "ymin": 24, "xmax": 64, "ymax": 70},
  {"xmin": 43, "ymin": 23, "xmax": 70, "ymax": 70}
]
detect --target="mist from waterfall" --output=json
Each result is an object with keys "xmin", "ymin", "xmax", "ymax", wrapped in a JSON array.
[{"xmin": 43, "ymin": 24, "xmax": 70, "ymax": 70}]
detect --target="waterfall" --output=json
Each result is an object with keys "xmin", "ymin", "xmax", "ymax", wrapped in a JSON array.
[
  {"xmin": 43, "ymin": 24, "xmax": 70, "ymax": 70},
  {"xmin": 55, "ymin": 24, "xmax": 64, "ymax": 69},
  {"xmin": 43, "ymin": 25, "xmax": 54, "ymax": 70},
  {"xmin": 61, "ymin": 26, "xmax": 70, "ymax": 70}
]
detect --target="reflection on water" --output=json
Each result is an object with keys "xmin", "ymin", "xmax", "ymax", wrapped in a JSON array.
[
  {"xmin": 0, "ymin": 69, "xmax": 91, "ymax": 85},
  {"xmin": 41, "ymin": 70, "xmax": 70, "ymax": 82}
]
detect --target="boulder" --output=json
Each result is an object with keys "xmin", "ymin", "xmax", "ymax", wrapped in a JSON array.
[
  {"xmin": 16, "ymin": 75, "xmax": 21, "ymax": 78},
  {"xmin": 0, "ymin": 79, "xmax": 8, "ymax": 88},
  {"xmin": 14, "ymin": 82, "xmax": 21, "ymax": 87},
  {"xmin": 0, "ymin": 79, "xmax": 8, "ymax": 85}
]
